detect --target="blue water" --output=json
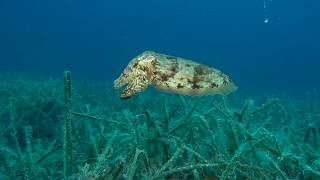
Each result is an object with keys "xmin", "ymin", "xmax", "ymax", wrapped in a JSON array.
[
  {"xmin": 1, "ymin": 1, "xmax": 320, "ymax": 179},
  {"xmin": 0, "ymin": 0, "xmax": 319, "ymax": 93}
]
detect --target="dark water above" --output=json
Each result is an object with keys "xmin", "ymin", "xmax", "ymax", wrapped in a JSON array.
[{"xmin": 0, "ymin": 0, "xmax": 319, "ymax": 93}]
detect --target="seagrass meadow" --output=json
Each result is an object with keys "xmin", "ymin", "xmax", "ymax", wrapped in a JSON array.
[{"xmin": 0, "ymin": 73, "xmax": 320, "ymax": 180}]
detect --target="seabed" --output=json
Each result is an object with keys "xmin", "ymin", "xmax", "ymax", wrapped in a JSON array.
[{"xmin": 0, "ymin": 73, "xmax": 319, "ymax": 179}]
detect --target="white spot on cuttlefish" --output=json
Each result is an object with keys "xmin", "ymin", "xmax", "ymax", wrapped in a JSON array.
[{"xmin": 114, "ymin": 51, "xmax": 238, "ymax": 99}]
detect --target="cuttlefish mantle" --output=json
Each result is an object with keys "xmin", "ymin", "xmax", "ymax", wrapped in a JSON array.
[{"xmin": 114, "ymin": 51, "xmax": 238, "ymax": 99}]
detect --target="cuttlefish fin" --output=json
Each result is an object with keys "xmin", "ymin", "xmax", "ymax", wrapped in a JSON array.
[{"xmin": 120, "ymin": 74, "xmax": 150, "ymax": 99}]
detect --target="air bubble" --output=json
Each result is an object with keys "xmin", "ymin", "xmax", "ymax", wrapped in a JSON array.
[{"xmin": 262, "ymin": 0, "xmax": 272, "ymax": 23}]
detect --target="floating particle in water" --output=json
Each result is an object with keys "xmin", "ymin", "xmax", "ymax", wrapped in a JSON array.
[
  {"xmin": 262, "ymin": 0, "xmax": 273, "ymax": 23},
  {"xmin": 114, "ymin": 51, "xmax": 238, "ymax": 99}
]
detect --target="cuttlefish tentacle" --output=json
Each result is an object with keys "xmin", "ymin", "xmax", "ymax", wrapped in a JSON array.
[
  {"xmin": 114, "ymin": 51, "xmax": 237, "ymax": 99},
  {"xmin": 114, "ymin": 51, "xmax": 156, "ymax": 99},
  {"xmin": 121, "ymin": 73, "xmax": 150, "ymax": 99},
  {"xmin": 114, "ymin": 72, "xmax": 129, "ymax": 89}
]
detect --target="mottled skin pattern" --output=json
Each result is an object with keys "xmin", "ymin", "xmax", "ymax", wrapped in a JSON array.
[{"xmin": 114, "ymin": 51, "xmax": 237, "ymax": 99}]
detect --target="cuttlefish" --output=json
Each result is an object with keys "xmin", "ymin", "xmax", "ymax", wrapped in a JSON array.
[{"xmin": 114, "ymin": 51, "xmax": 237, "ymax": 99}]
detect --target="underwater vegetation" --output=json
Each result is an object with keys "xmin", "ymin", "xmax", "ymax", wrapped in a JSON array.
[{"xmin": 0, "ymin": 73, "xmax": 320, "ymax": 179}]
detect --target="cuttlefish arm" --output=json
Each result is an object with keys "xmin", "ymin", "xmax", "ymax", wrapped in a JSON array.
[{"xmin": 114, "ymin": 51, "xmax": 156, "ymax": 99}]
